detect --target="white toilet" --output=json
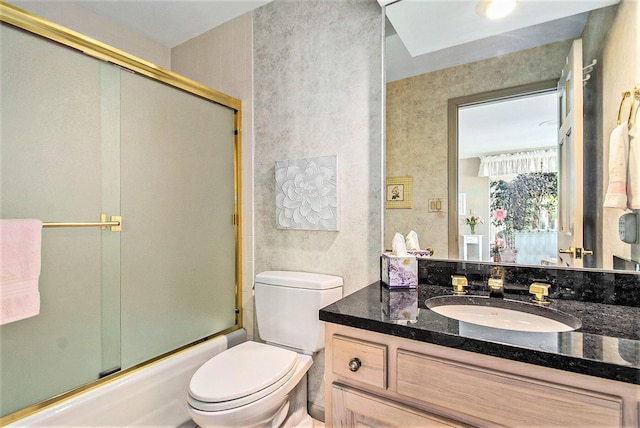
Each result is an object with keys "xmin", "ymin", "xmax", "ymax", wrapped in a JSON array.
[{"xmin": 188, "ymin": 271, "xmax": 343, "ymax": 428}]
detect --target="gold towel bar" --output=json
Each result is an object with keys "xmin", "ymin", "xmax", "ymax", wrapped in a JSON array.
[
  {"xmin": 617, "ymin": 91, "xmax": 631, "ymax": 125},
  {"xmin": 617, "ymin": 83, "xmax": 640, "ymax": 128},
  {"xmin": 43, "ymin": 214, "xmax": 122, "ymax": 232},
  {"xmin": 630, "ymin": 83, "xmax": 640, "ymax": 128}
]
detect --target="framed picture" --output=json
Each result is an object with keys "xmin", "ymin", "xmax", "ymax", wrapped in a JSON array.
[
  {"xmin": 458, "ymin": 193, "xmax": 467, "ymax": 215},
  {"xmin": 386, "ymin": 176, "xmax": 412, "ymax": 209}
]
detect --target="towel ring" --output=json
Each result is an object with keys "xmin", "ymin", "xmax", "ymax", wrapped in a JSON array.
[{"xmin": 617, "ymin": 91, "xmax": 631, "ymax": 125}]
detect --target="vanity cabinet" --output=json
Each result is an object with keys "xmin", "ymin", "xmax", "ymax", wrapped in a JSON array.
[{"xmin": 325, "ymin": 323, "xmax": 640, "ymax": 427}]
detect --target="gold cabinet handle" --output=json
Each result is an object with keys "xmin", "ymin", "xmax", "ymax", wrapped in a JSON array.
[{"xmin": 348, "ymin": 358, "xmax": 362, "ymax": 372}]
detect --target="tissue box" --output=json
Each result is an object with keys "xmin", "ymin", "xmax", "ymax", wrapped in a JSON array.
[
  {"xmin": 381, "ymin": 253, "xmax": 418, "ymax": 288},
  {"xmin": 381, "ymin": 285, "xmax": 419, "ymax": 321}
]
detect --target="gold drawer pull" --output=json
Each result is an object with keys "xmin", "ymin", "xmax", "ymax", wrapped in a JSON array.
[{"xmin": 348, "ymin": 358, "xmax": 362, "ymax": 372}]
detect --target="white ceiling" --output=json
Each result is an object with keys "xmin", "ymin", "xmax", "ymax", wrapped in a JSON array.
[
  {"xmin": 385, "ymin": 0, "xmax": 619, "ymax": 58},
  {"xmin": 385, "ymin": 12, "xmax": 589, "ymax": 82},
  {"xmin": 74, "ymin": 0, "xmax": 274, "ymax": 47},
  {"xmin": 458, "ymin": 91, "xmax": 558, "ymax": 159},
  {"xmin": 384, "ymin": 0, "xmax": 619, "ymax": 81}
]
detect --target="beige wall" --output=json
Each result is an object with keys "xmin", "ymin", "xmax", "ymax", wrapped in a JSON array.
[
  {"xmin": 459, "ymin": 158, "xmax": 490, "ymax": 260},
  {"xmin": 386, "ymin": 40, "xmax": 571, "ymax": 257}
]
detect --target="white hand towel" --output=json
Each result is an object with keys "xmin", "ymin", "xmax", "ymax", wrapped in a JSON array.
[
  {"xmin": 627, "ymin": 122, "xmax": 639, "ymax": 209},
  {"xmin": 603, "ymin": 122, "xmax": 630, "ymax": 209},
  {"xmin": 0, "ymin": 219, "xmax": 42, "ymax": 325}
]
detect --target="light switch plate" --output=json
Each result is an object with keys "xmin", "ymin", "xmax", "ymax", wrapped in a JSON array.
[{"xmin": 428, "ymin": 199, "xmax": 443, "ymax": 212}]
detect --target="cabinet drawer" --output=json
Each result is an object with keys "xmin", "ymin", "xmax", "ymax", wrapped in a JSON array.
[
  {"xmin": 332, "ymin": 335, "xmax": 387, "ymax": 389},
  {"xmin": 397, "ymin": 349, "xmax": 623, "ymax": 427},
  {"xmin": 332, "ymin": 383, "xmax": 466, "ymax": 427}
]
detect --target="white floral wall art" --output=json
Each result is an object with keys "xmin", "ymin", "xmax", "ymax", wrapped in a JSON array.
[{"xmin": 275, "ymin": 155, "xmax": 339, "ymax": 231}]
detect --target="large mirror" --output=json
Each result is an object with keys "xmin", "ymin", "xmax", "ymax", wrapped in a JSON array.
[{"xmin": 384, "ymin": 0, "xmax": 639, "ymax": 271}]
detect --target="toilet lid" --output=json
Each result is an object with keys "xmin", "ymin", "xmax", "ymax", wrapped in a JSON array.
[{"xmin": 189, "ymin": 341, "xmax": 298, "ymax": 406}]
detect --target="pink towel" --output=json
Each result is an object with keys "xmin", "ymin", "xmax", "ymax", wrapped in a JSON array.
[
  {"xmin": 0, "ymin": 219, "xmax": 42, "ymax": 325},
  {"xmin": 603, "ymin": 122, "xmax": 630, "ymax": 209}
]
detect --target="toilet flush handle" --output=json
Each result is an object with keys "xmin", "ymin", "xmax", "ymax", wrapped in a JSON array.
[{"xmin": 348, "ymin": 357, "xmax": 362, "ymax": 372}]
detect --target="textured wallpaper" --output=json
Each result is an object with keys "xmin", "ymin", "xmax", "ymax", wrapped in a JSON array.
[{"xmin": 253, "ymin": 0, "xmax": 383, "ymax": 292}]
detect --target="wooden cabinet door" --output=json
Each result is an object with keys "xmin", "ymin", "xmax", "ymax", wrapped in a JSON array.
[
  {"xmin": 396, "ymin": 349, "xmax": 623, "ymax": 427},
  {"xmin": 332, "ymin": 383, "xmax": 468, "ymax": 428}
]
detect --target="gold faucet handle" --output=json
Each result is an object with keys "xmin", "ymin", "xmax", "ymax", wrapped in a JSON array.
[
  {"xmin": 491, "ymin": 267, "xmax": 504, "ymax": 279},
  {"xmin": 487, "ymin": 277, "xmax": 503, "ymax": 288},
  {"xmin": 529, "ymin": 282, "xmax": 551, "ymax": 305},
  {"xmin": 451, "ymin": 275, "xmax": 468, "ymax": 295}
]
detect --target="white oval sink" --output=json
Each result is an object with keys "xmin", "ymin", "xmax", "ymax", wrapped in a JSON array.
[{"xmin": 426, "ymin": 296, "xmax": 581, "ymax": 333}]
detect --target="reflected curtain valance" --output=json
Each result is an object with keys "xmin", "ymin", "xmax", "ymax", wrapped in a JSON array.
[{"xmin": 478, "ymin": 149, "xmax": 557, "ymax": 177}]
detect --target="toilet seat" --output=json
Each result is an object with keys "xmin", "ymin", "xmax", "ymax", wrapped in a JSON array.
[{"xmin": 188, "ymin": 341, "xmax": 298, "ymax": 412}]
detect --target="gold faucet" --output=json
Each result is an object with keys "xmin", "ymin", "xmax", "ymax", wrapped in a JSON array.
[
  {"xmin": 487, "ymin": 267, "xmax": 504, "ymax": 298},
  {"xmin": 529, "ymin": 282, "xmax": 551, "ymax": 305},
  {"xmin": 451, "ymin": 274, "xmax": 468, "ymax": 295}
]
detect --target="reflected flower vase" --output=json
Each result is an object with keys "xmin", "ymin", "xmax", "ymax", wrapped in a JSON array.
[
  {"xmin": 469, "ymin": 224, "xmax": 476, "ymax": 235},
  {"xmin": 499, "ymin": 248, "xmax": 518, "ymax": 263}
]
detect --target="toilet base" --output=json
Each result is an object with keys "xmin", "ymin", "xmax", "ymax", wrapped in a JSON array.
[
  {"xmin": 188, "ymin": 352, "xmax": 312, "ymax": 428},
  {"xmin": 282, "ymin": 406, "xmax": 313, "ymax": 428},
  {"xmin": 281, "ymin": 376, "xmax": 312, "ymax": 427}
]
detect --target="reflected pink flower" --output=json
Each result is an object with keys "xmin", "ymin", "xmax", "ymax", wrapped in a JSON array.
[{"xmin": 493, "ymin": 209, "xmax": 507, "ymax": 221}]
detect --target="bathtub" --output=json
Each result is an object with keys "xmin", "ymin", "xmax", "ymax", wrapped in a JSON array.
[{"xmin": 9, "ymin": 329, "xmax": 246, "ymax": 427}]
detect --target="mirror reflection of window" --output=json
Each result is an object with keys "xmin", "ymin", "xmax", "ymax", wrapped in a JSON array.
[{"xmin": 458, "ymin": 91, "xmax": 559, "ymax": 265}]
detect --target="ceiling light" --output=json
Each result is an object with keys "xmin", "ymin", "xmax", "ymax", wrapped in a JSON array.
[{"xmin": 482, "ymin": 0, "xmax": 518, "ymax": 20}]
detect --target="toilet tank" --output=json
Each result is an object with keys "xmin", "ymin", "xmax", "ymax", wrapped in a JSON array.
[{"xmin": 255, "ymin": 271, "xmax": 343, "ymax": 353}]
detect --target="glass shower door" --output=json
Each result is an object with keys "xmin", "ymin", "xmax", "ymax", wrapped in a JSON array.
[
  {"xmin": 1, "ymin": 11, "xmax": 239, "ymax": 418},
  {"xmin": 0, "ymin": 24, "xmax": 121, "ymax": 416},
  {"xmin": 119, "ymin": 71, "xmax": 237, "ymax": 367}
]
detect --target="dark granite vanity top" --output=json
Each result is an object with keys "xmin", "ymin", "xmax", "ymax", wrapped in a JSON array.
[{"xmin": 320, "ymin": 260, "xmax": 640, "ymax": 385}]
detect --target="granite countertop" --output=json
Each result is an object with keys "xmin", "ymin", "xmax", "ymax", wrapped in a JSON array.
[{"xmin": 319, "ymin": 281, "xmax": 640, "ymax": 385}]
